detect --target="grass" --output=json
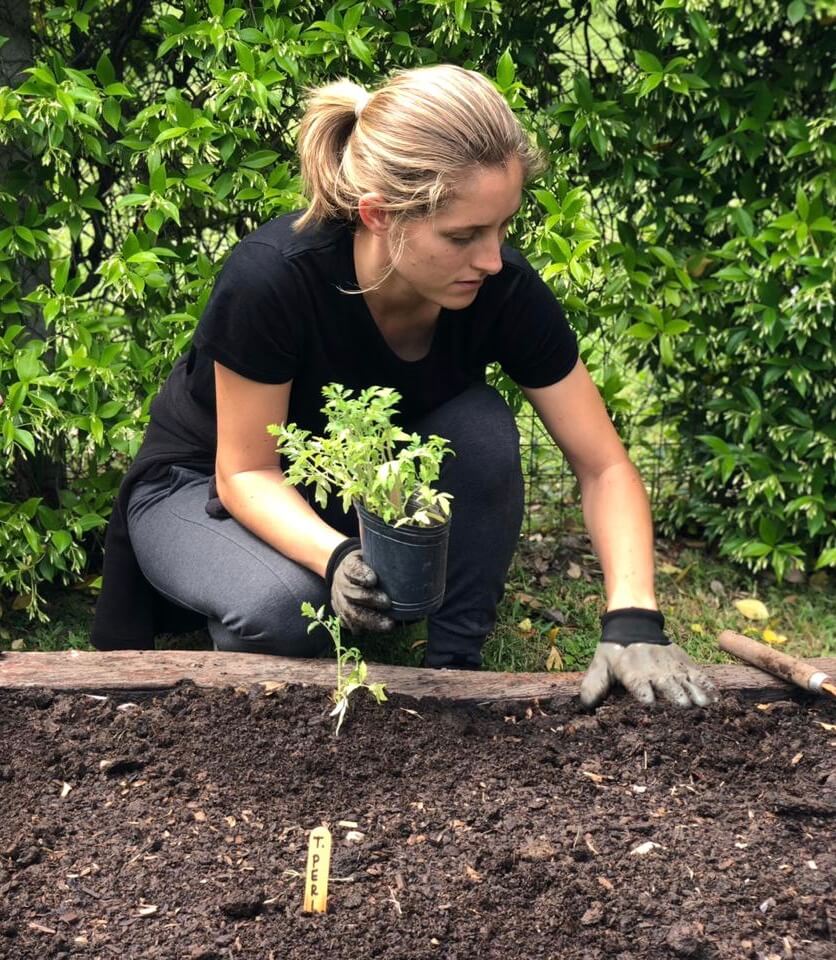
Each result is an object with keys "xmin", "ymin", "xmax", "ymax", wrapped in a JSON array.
[{"xmin": 3, "ymin": 511, "xmax": 832, "ymax": 674}]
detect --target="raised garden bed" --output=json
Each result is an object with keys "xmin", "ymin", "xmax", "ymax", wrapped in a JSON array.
[{"xmin": 1, "ymin": 650, "xmax": 834, "ymax": 959}]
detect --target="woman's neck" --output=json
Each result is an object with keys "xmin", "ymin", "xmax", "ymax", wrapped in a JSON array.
[{"xmin": 353, "ymin": 226, "xmax": 437, "ymax": 326}]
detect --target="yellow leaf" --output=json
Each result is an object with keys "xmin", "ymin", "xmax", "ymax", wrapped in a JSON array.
[
  {"xmin": 690, "ymin": 623, "xmax": 704, "ymax": 635},
  {"xmin": 734, "ymin": 598, "xmax": 770, "ymax": 621},
  {"xmin": 762, "ymin": 628, "xmax": 787, "ymax": 645},
  {"xmin": 546, "ymin": 646, "xmax": 563, "ymax": 672},
  {"xmin": 547, "ymin": 625, "xmax": 560, "ymax": 642},
  {"xmin": 659, "ymin": 562, "xmax": 682, "ymax": 576},
  {"xmin": 517, "ymin": 617, "xmax": 533, "ymax": 632}
]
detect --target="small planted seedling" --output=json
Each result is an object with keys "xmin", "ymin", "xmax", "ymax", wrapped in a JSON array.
[{"xmin": 301, "ymin": 601, "xmax": 387, "ymax": 736}]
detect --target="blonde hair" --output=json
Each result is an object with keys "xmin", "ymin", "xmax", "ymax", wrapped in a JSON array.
[{"xmin": 294, "ymin": 64, "xmax": 545, "ymax": 235}]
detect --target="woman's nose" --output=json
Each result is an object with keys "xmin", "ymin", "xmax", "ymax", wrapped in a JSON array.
[{"xmin": 472, "ymin": 237, "xmax": 503, "ymax": 276}]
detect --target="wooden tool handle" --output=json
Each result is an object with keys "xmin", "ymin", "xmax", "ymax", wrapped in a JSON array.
[{"xmin": 719, "ymin": 630, "xmax": 834, "ymax": 695}]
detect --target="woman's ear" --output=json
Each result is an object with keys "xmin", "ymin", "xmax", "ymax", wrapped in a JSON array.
[{"xmin": 357, "ymin": 193, "xmax": 392, "ymax": 236}]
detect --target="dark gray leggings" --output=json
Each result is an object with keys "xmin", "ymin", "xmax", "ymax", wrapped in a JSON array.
[{"xmin": 126, "ymin": 384, "xmax": 524, "ymax": 668}]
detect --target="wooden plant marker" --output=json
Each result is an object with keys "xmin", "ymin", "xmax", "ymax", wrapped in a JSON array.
[{"xmin": 304, "ymin": 826, "xmax": 332, "ymax": 913}]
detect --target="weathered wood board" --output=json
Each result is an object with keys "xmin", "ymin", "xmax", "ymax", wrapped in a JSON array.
[{"xmin": 2, "ymin": 650, "xmax": 835, "ymax": 705}]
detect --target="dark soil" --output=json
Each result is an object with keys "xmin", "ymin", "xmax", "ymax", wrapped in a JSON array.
[{"xmin": 1, "ymin": 683, "xmax": 833, "ymax": 959}]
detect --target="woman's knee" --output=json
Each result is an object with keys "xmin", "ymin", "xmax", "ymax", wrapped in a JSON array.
[
  {"xmin": 215, "ymin": 574, "xmax": 331, "ymax": 657},
  {"xmin": 432, "ymin": 386, "xmax": 522, "ymax": 488}
]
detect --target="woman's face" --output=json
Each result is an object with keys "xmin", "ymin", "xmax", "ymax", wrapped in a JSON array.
[{"xmin": 389, "ymin": 158, "xmax": 524, "ymax": 311}]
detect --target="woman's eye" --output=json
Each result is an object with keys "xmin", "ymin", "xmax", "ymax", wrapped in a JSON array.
[{"xmin": 449, "ymin": 235, "xmax": 474, "ymax": 245}]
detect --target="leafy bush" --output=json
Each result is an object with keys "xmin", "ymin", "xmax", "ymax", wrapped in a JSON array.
[{"xmin": 0, "ymin": 0, "xmax": 832, "ymax": 620}]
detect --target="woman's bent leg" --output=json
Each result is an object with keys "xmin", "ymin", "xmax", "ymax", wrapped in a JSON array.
[
  {"xmin": 409, "ymin": 384, "xmax": 525, "ymax": 669},
  {"xmin": 126, "ymin": 467, "xmax": 331, "ymax": 656}
]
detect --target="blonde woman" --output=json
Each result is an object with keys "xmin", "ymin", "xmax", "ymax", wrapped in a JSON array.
[{"xmin": 93, "ymin": 65, "xmax": 717, "ymax": 710}]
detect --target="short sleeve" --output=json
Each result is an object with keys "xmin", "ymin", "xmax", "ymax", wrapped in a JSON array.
[
  {"xmin": 494, "ymin": 257, "xmax": 579, "ymax": 388},
  {"xmin": 191, "ymin": 239, "xmax": 301, "ymax": 384}
]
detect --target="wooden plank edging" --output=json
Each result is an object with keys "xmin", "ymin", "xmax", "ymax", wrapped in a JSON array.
[{"xmin": 2, "ymin": 650, "xmax": 835, "ymax": 705}]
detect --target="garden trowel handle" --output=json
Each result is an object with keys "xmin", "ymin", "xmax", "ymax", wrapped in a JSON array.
[{"xmin": 718, "ymin": 630, "xmax": 835, "ymax": 697}]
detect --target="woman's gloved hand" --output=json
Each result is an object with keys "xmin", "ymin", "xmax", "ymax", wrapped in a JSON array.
[
  {"xmin": 325, "ymin": 538, "xmax": 395, "ymax": 635},
  {"xmin": 579, "ymin": 608, "xmax": 720, "ymax": 709}
]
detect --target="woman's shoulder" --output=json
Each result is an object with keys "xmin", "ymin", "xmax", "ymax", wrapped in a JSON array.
[{"xmin": 241, "ymin": 211, "xmax": 350, "ymax": 261}]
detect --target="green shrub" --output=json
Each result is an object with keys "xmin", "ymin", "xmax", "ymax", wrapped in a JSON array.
[{"xmin": 0, "ymin": 0, "xmax": 832, "ymax": 620}]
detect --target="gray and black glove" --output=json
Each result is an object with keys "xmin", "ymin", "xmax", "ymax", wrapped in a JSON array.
[
  {"xmin": 325, "ymin": 538, "xmax": 395, "ymax": 635},
  {"xmin": 579, "ymin": 608, "xmax": 720, "ymax": 709}
]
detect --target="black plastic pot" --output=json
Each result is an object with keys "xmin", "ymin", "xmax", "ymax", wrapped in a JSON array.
[{"xmin": 355, "ymin": 501, "xmax": 450, "ymax": 619}]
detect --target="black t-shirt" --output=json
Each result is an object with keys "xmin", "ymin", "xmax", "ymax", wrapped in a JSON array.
[
  {"xmin": 138, "ymin": 211, "xmax": 578, "ymax": 474},
  {"xmin": 91, "ymin": 211, "xmax": 578, "ymax": 649}
]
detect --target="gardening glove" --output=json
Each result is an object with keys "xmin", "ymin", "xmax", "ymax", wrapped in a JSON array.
[
  {"xmin": 325, "ymin": 538, "xmax": 395, "ymax": 635},
  {"xmin": 579, "ymin": 608, "xmax": 720, "ymax": 709}
]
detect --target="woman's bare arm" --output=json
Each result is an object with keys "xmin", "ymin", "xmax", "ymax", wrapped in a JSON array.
[
  {"xmin": 522, "ymin": 360, "xmax": 658, "ymax": 611},
  {"xmin": 213, "ymin": 362, "xmax": 346, "ymax": 577}
]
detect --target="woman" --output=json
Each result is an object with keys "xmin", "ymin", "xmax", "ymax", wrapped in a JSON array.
[{"xmin": 92, "ymin": 65, "xmax": 717, "ymax": 710}]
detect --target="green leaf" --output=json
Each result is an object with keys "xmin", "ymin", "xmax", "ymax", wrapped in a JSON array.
[
  {"xmin": 208, "ymin": 0, "xmax": 224, "ymax": 17},
  {"xmin": 648, "ymin": 246, "xmax": 676, "ymax": 268},
  {"xmin": 14, "ymin": 428, "xmax": 36, "ymax": 455},
  {"xmin": 497, "ymin": 49, "xmax": 515, "ymax": 89},
  {"xmin": 346, "ymin": 33, "xmax": 373, "ymax": 67},
  {"xmin": 635, "ymin": 50, "xmax": 663, "ymax": 74},
  {"xmin": 787, "ymin": 0, "xmax": 807, "ymax": 25},
  {"xmin": 96, "ymin": 53, "xmax": 116, "ymax": 87},
  {"xmin": 815, "ymin": 547, "xmax": 836, "ymax": 570},
  {"xmin": 241, "ymin": 149, "xmax": 278, "ymax": 169},
  {"xmin": 104, "ymin": 82, "xmax": 133, "ymax": 97},
  {"xmin": 235, "ymin": 41, "xmax": 255, "ymax": 75},
  {"xmin": 795, "ymin": 186, "xmax": 809, "ymax": 221},
  {"xmin": 343, "ymin": 4, "xmax": 363, "ymax": 33},
  {"xmin": 688, "ymin": 10, "xmax": 711, "ymax": 43},
  {"xmin": 810, "ymin": 216, "xmax": 834, "ymax": 232},
  {"xmin": 154, "ymin": 126, "xmax": 188, "ymax": 144},
  {"xmin": 626, "ymin": 322, "xmax": 656, "ymax": 341},
  {"xmin": 102, "ymin": 97, "xmax": 121, "ymax": 130}
]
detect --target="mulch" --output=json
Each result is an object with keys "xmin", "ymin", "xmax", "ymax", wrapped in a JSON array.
[{"xmin": 1, "ymin": 683, "xmax": 834, "ymax": 959}]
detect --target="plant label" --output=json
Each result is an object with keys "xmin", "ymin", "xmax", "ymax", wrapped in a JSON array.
[{"xmin": 304, "ymin": 826, "xmax": 332, "ymax": 913}]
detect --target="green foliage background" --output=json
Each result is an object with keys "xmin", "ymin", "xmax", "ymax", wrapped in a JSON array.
[{"xmin": 0, "ymin": 0, "xmax": 833, "ymax": 618}]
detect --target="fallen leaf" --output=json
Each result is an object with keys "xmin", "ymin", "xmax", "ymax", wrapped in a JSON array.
[
  {"xmin": 138, "ymin": 904, "xmax": 158, "ymax": 917},
  {"xmin": 809, "ymin": 571, "xmax": 829, "ymax": 589},
  {"xmin": 517, "ymin": 617, "xmax": 534, "ymax": 634},
  {"xmin": 597, "ymin": 876, "xmax": 614, "ymax": 893},
  {"xmin": 762, "ymin": 627, "xmax": 787, "ymax": 645},
  {"xmin": 515, "ymin": 592, "xmax": 543, "ymax": 610},
  {"xmin": 545, "ymin": 646, "xmax": 563, "ymax": 672},
  {"xmin": 815, "ymin": 722, "xmax": 836, "ymax": 732},
  {"xmin": 567, "ymin": 562, "xmax": 582, "ymax": 579},
  {"xmin": 11, "ymin": 638, "xmax": 25, "ymax": 651},
  {"xmin": 60, "ymin": 782, "xmax": 72, "ymax": 799},
  {"xmin": 734, "ymin": 598, "xmax": 770, "ymax": 621},
  {"xmin": 192, "ymin": 810, "xmax": 207, "ymax": 823},
  {"xmin": 658, "ymin": 563, "xmax": 682, "ymax": 576},
  {"xmin": 464, "ymin": 865, "xmax": 482, "ymax": 883},
  {"xmin": 709, "ymin": 579, "xmax": 726, "ymax": 597},
  {"xmin": 260, "ymin": 681, "xmax": 287, "ymax": 696},
  {"xmin": 344, "ymin": 830, "xmax": 365, "ymax": 843},
  {"xmin": 630, "ymin": 841, "xmax": 664, "ymax": 856},
  {"xmin": 790, "ymin": 752, "xmax": 803, "ymax": 766},
  {"xmin": 690, "ymin": 623, "xmax": 704, "ymax": 635}
]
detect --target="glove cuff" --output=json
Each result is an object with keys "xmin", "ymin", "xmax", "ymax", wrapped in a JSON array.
[
  {"xmin": 600, "ymin": 607, "xmax": 671, "ymax": 646},
  {"xmin": 325, "ymin": 537, "xmax": 361, "ymax": 590}
]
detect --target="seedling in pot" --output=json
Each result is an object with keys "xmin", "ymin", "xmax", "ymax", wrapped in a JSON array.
[
  {"xmin": 269, "ymin": 383, "xmax": 453, "ymax": 527},
  {"xmin": 274, "ymin": 384, "xmax": 455, "ymax": 618},
  {"xmin": 301, "ymin": 601, "xmax": 387, "ymax": 736}
]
